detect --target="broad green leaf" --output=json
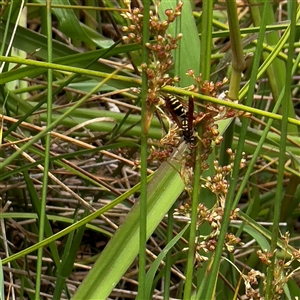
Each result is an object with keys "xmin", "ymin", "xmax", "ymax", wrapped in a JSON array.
[
  {"xmin": 159, "ymin": 0, "xmax": 201, "ymax": 87},
  {"xmin": 231, "ymin": 223, "xmax": 270, "ymax": 251},
  {"xmin": 72, "ymin": 144, "xmax": 187, "ymax": 299}
]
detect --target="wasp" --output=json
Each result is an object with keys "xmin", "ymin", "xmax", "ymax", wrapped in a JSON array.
[{"xmin": 163, "ymin": 94, "xmax": 196, "ymax": 144}]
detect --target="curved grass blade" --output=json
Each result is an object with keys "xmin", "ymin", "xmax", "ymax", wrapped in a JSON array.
[{"xmin": 144, "ymin": 224, "xmax": 189, "ymax": 299}]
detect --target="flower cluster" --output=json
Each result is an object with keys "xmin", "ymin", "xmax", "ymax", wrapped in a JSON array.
[
  {"xmin": 176, "ymin": 150, "xmax": 246, "ymax": 266},
  {"xmin": 122, "ymin": 1, "xmax": 183, "ymax": 105},
  {"xmin": 186, "ymin": 70, "xmax": 227, "ymax": 98},
  {"xmin": 122, "ymin": 7, "xmax": 143, "ymax": 44},
  {"xmin": 203, "ymin": 150, "xmax": 246, "ymax": 203},
  {"xmin": 238, "ymin": 231, "xmax": 300, "ymax": 299},
  {"xmin": 243, "ymin": 269, "xmax": 265, "ymax": 299},
  {"xmin": 146, "ymin": 145, "xmax": 173, "ymax": 164},
  {"xmin": 178, "ymin": 199, "xmax": 241, "ymax": 267}
]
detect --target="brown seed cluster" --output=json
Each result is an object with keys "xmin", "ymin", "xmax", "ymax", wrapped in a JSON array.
[
  {"xmin": 122, "ymin": 7, "xmax": 144, "ymax": 44},
  {"xmin": 176, "ymin": 151, "xmax": 246, "ymax": 266},
  {"xmin": 241, "ymin": 231, "xmax": 300, "ymax": 299},
  {"xmin": 243, "ymin": 269, "xmax": 265, "ymax": 299},
  {"xmin": 122, "ymin": 1, "xmax": 183, "ymax": 106},
  {"xmin": 177, "ymin": 200, "xmax": 242, "ymax": 268},
  {"xmin": 203, "ymin": 152, "xmax": 246, "ymax": 198},
  {"xmin": 186, "ymin": 70, "xmax": 227, "ymax": 98},
  {"xmin": 146, "ymin": 145, "xmax": 173, "ymax": 164}
]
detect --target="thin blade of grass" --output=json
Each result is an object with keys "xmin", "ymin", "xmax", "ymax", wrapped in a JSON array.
[
  {"xmin": 0, "ymin": 259, "xmax": 4, "ymax": 300},
  {"xmin": 144, "ymin": 224, "xmax": 189, "ymax": 299}
]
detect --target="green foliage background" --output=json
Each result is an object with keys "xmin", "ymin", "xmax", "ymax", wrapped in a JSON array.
[{"xmin": 0, "ymin": 1, "xmax": 300, "ymax": 299}]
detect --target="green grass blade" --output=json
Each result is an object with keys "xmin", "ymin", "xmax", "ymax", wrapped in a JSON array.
[
  {"xmin": 54, "ymin": 210, "xmax": 87, "ymax": 299},
  {"xmin": 144, "ymin": 224, "xmax": 189, "ymax": 299},
  {"xmin": 0, "ymin": 259, "xmax": 4, "ymax": 300},
  {"xmin": 23, "ymin": 170, "xmax": 60, "ymax": 267},
  {"xmin": 137, "ymin": 0, "xmax": 150, "ymax": 298}
]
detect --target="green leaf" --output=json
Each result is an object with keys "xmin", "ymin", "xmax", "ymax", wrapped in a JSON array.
[
  {"xmin": 37, "ymin": 0, "xmax": 114, "ymax": 48},
  {"xmin": 231, "ymin": 223, "xmax": 270, "ymax": 251},
  {"xmin": 159, "ymin": 0, "xmax": 200, "ymax": 87},
  {"xmin": 0, "ymin": 259, "xmax": 4, "ymax": 300}
]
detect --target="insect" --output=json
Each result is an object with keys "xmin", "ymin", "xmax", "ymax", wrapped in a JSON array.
[
  {"xmin": 163, "ymin": 94, "xmax": 196, "ymax": 144},
  {"xmin": 165, "ymin": 94, "xmax": 187, "ymax": 118}
]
